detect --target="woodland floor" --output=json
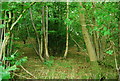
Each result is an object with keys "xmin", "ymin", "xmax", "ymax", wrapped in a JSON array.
[{"xmin": 14, "ymin": 38, "xmax": 117, "ymax": 79}]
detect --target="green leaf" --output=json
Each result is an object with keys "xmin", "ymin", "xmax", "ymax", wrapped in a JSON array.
[
  {"xmin": 104, "ymin": 30, "xmax": 110, "ymax": 36},
  {"xmin": 15, "ymin": 61, "xmax": 21, "ymax": 65},
  {"xmin": 14, "ymin": 37, "xmax": 20, "ymax": 40},
  {"xmin": 106, "ymin": 50, "xmax": 113, "ymax": 55},
  {"xmin": 6, "ymin": 65, "xmax": 18, "ymax": 71},
  {"xmin": 15, "ymin": 57, "xmax": 27, "ymax": 65},
  {"xmin": 48, "ymin": 30, "xmax": 56, "ymax": 33},
  {"xmin": 2, "ymin": 3, "xmax": 9, "ymax": 10},
  {"xmin": 36, "ymin": 24, "xmax": 41, "ymax": 27},
  {"xmin": 94, "ymin": 26, "xmax": 99, "ymax": 31},
  {"xmin": 23, "ymin": 3, "xmax": 31, "ymax": 9},
  {"xmin": 5, "ymin": 33, "xmax": 10, "ymax": 36},
  {"xmin": 2, "ymin": 71, "xmax": 11, "ymax": 79},
  {"xmin": 103, "ymin": 27, "xmax": 107, "ymax": 31},
  {"xmin": 4, "ymin": 57, "xmax": 14, "ymax": 60},
  {"xmin": 21, "ymin": 57, "xmax": 27, "ymax": 62},
  {"xmin": 0, "ymin": 65, "xmax": 18, "ymax": 79},
  {"xmin": 0, "ymin": 24, "xmax": 5, "ymax": 28}
]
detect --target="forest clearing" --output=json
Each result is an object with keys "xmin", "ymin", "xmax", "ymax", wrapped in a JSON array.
[{"xmin": 0, "ymin": 1, "xmax": 120, "ymax": 80}]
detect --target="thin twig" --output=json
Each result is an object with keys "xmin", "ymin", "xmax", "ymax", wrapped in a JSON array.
[
  {"xmin": 104, "ymin": 45, "xmax": 112, "ymax": 52},
  {"xmin": 13, "ymin": 50, "xmax": 18, "ymax": 55},
  {"xmin": 70, "ymin": 34, "xmax": 84, "ymax": 51}
]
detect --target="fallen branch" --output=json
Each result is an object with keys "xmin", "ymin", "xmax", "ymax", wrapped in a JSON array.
[
  {"xmin": 13, "ymin": 73, "xmax": 31, "ymax": 79},
  {"xmin": 20, "ymin": 65, "xmax": 37, "ymax": 79}
]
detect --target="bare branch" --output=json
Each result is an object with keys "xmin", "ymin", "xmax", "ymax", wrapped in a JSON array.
[{"xmin": 20, "ymin": 65, "xmax": 37, "ymax": 79}]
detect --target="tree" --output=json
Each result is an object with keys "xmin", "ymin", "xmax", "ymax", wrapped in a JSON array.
[
  {"xmin": 79, "ymin": 2, "xmax": 97, "ymax": 65},
  {"xmin": 64, "ymin": 0, "xmax": 69, "ymax": 58},
  {"xmin": 29, "ymin": 7, "xmax": 44, "ymax": 62},
  {"xmin": 42, "ymin": 5, "xmax": 49, "ymax": 59}
]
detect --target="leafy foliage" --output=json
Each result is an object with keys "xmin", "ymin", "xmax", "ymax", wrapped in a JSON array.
[
  {"xmin": 43, "ymin": 56, "xmax": 55, "ymax": 67},
  {"xmin": 0, "ymin": 65, "xmax": 18, "ymax": 80}
]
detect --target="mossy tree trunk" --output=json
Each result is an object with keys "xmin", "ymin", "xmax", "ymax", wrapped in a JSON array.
[{"xmin": 79, "ymin": 2, "xmax": 98, "ymax": 65}]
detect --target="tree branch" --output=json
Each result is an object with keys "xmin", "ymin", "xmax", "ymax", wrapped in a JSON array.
[{"xmin": 10, "ymin": 2, "xmax": 36, "ymax": 31}]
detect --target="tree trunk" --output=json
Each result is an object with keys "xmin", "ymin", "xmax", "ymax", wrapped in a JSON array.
[
  {"xmin": 40, "ymin": 24, "xmax": 43, "ymax": 58},
  {"xmin": 93, "ymin": 32, "xmax": 100, "ymax": 59},
  {"xmin": 45, "ymin": 5, "xmax": 49, "ymax": 59},
  {"xmin": 92, "ymin": 19, "xmax": 100, "ymax": 60},
  {"xmin": 0, "ymin": 2, "xmax": 3, "ymax": 60},
  {"xmin": 29, "ymin": 8, "xmax": 44, "ymax": 62},
  {"xmin": 91, "ymin": 3, "xmax": 101, "ymax": 60},
  {"xmin": 64, "ymin": 0, "xmax": 69, "ymax": 58},
  {"xmin": 42, "ymin": 6, "xmax": 49, "ymax": 59},
  {"xmin": 79, "ymin": 2, "xmax": 97, "ymax": 64},
  {"xmin": 0, "ymin": 10, "xmax": 7, "ymax": 61},
  {"xmin": 0, "ymin": 18, "xmax": 2, "ymax": 61},
  {"xmin": 118, "ymin": 2, "xmax": 120, "ymax": 55},
  {"xmin": 99, "ymin": 36, "xmax": 106, "ymax": 60}
]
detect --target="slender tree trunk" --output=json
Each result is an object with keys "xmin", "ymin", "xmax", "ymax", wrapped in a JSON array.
[
  {"xmin": 7, "ymin": 11, "xmax": 12, "ymax": 58},
  {"xmin": 79, "ymin": 2, "xmax": 97, "ymax": 64},
  {"xmin": 45, "ymin": 5, "xmax": 49, "ymax": 59},
  {"xmin": 93, "ymin": 32, "xmax": 100, "ymax": 58},
  {"xmin": 99, "ymin": 35, "xmax": 106, "ymax": 60},
  {"xmin": 91, "ymin": 3, "xmax": 101, "ymax": 60},
  {"xmin": 117, "ymin": 2, "xmax": 120, "ymax": 80},
  {"xmin": 92, "ymin": 19, "xmax": 100, "ymax": 60},
  {"xmin": 29, "ymin": 8, "xmax": 44, "ymax": 62},
  {"xmin": 0, "ymin": 10, "xmax": 7, "ymax": 61},
  {"xmin": 118, "ymin": 2, "xmax": 120, "ymax": 55},
  {"xmin": 0, "ymin": 18, "xmax": 2, "ymax": 61},
  {"xmin": 9, "ymin": 33, "xmax": 13, "ymax": 56},
  {"xmin": 42, "ymin": 6, "xmax": 49, "ymax": 59},
  {"xmin": 40, "ymin": 25, "xmax": 43, "ymax": 58},
  {"xmin": 0, "ymin": 2, "xmax": 2, "ymax": 60},
  {"xmin": 64, "ymin": 0, "xmax": 69, "ymax": 58},
  {"xmin": 46, "ymin": 6, "xmax": 48, "ymax": 47}
]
